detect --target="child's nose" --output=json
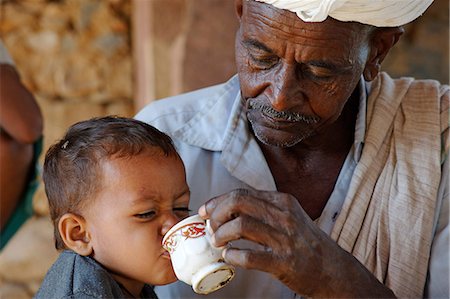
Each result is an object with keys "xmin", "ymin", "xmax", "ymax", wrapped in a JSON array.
[{"xmin": 160, "ymin": 213, "xmax": 180, "ymax": 236}]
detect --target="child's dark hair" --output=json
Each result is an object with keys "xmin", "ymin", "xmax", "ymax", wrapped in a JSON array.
[{"xmin": 43, "ymin": 116, "xmax": 178, "ymax": 250}]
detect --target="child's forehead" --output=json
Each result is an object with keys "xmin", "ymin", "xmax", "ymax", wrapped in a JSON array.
[
  {"xmin": 94, "ymin": 150, "xmax": 186, "ymax": 203},
  {"xmin": 102, "ymin": 147, "xmax": 179, "ymax": 164},
  {"xmin": 98, "ymin": 152, "xmax": 182, "ymax": 178},
  {"xmin": 87, "ymin": 153, "xmax": 190, "ymax": 210}
]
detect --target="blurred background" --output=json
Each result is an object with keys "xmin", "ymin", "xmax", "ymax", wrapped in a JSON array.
[{"xmin": 0, "ymin": 0, "xmax": 448, "ymax": 298}]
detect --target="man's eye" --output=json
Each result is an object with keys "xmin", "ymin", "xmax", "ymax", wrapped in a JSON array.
[
  {"xmin": 249, "ymin": 53, "xmax": 278, "ymax": 69},
  {"xmin": 135, "ymin": 210, "xmax": 156, "ymax": 219},
  {"xmin": 304, "ymin": 65, "xmax": 335, "ymax": 80}
]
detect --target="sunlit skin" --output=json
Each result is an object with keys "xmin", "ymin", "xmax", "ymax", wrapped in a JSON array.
[
  {"xmin": 198, "ymin": 0, "xmax": 403, "ymax": 297},
  {"xmin": 236, "ymin": 0, "xmax": 372, "ymax": 219},
  {"xmin": 80, "ymin": 150, "xmax": 190, "ymax": 297},
  {"xmin": 236, "ymin": 2, "xmax": 371, "ymax": 149}
]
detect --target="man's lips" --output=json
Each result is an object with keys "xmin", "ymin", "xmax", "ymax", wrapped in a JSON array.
[
  {"xmin": 247, "ymin": 100, "xmax": 321, "ymax": 124},
  {"xmin": 260, "ymin": 109, "xmax": 297, "ymax": 124}
]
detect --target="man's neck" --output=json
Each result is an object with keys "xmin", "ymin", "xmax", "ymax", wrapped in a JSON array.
[{"xmin": 256, "ymin": 89, "xmax": 360, "ymax": 219}]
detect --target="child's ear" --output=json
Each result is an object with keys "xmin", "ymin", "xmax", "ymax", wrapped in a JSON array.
[{"xmin": 58, "ymin": 213, "xmax": 93, "ymax": 256}]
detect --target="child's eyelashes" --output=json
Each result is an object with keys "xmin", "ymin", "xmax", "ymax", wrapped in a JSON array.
[
  {"xmin": 134, "ymin": 208, "xmax": 191, "ymax": 220},
  {"xmin": 173, "ymin": 207, "xmax": 191, "ymax": 218},
  {"xmin": 173, "ymin": 207, "xmax": 191, "ymax": 212},
  {"xmin": 135, "ymin": 210, "xmax": 156, "ymax": 219}
]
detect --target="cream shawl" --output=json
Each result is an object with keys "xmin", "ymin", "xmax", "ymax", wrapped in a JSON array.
[{"xmin": 331, "ymin": 72, "xmax": 449, "ymax": 297}]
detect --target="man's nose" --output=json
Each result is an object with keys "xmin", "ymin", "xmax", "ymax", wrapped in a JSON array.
[
  {"xmin": 270, "ymin": 63, "xmax": 303, "ymax": 111},
  {"xmin": 160, "ymin": 212, "xmax": 181, "ymax": 237}
]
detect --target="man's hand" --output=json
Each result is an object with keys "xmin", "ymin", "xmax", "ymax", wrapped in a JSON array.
[{"xmin": 199, "ymin": 188, "xmax": 396, "ymax": 298}]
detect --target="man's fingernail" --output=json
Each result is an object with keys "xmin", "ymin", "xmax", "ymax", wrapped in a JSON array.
[
  {"xmin": 198, "ymin": 205, "xmax": 206, "ymax": 217},
  {"xmin": 222, "ymin": 247, "xmax": 228, "ymax": 259}
]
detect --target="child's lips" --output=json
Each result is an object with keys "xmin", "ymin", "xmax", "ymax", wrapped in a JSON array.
[{"xmin": 161, "ymin": 250, "xmax": 171, "ymax": 259}]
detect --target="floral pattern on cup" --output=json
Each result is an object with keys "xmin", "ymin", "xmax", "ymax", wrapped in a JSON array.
[{"xmin": 163, "ymin": 222, "xmax": 206, "ymax": 254}]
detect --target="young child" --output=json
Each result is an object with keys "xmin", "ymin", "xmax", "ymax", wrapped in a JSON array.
[{"xmin": 35, "ymin": 116, "xmax": 190, "ymax": 299}]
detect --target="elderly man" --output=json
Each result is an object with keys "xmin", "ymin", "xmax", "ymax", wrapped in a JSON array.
[{"xmin": 136, "ymin": 0, "xmax": 448, "ymax": 298}]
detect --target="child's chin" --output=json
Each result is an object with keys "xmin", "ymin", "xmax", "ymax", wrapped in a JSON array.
[
  {"xmin": 154, "ymin": 269, "xmax": 178, "ymax": 285},
  {"xmin": 166, "ymin": 274, "xmax": 178, "ymax": 284},
  {"xmin": 166, "ymin": 269, "xmax": 178, "ymax": 284}
]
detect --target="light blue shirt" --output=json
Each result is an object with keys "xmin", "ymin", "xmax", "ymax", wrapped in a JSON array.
[
  {"xmin": 136, "ymin": 75, "xmax": 449, "ymax": 298},
  {"xmin": 0, "ymin": 40, "xmax": 15, "ymax": 65}
]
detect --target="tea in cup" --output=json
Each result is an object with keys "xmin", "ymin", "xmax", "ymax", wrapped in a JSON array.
[{"xmin": 162, "ymin": 214, "xmax": 235, "ymax": 294}]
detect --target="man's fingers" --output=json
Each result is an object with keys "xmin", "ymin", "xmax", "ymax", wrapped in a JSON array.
[
  {"xmin": 198, "ymin": 190, "xmax": 240, "ymax": 219},
  {"xmin": 212, "ymin": 214, "xmax": 287, "ymax": 251},
  {"xmin": 208, "ymin": 189, "xmax": 291, "ymax": 228},
  {"xmin": 223, "ymin": 247, "xmax": 280, "ymax": 275},
  {"xmin": 198, "ymin": 204, "xmax": 208, "ymax": 218},
  {"xmin": 200, "ymin": 189, "xmax": 284, "ymax": 218}
]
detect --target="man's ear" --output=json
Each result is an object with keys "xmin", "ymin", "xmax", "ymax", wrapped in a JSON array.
[
  {"xmin": 235, "ymin": 0, "xmax": 244, "ymax": 19},
  {"xmin": 363, "ymin": 27, "xmax": 404, "ymax": 81},
  {"xmin": 58, "ymin": 213, "xmax": 93, "ymax": 256}
]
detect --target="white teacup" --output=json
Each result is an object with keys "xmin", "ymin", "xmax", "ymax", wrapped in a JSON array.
[{"xmin": 162, "ymin": 214, "xmax": 235, "ymax": 294}]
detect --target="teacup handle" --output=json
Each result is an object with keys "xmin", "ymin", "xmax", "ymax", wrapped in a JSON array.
[
  {"xmin": 205, "ymin": 219, "xmax": 213, "ymax": 236},
  {"xmin": 205, "ymin": 219, "xmax": 227, "ymax": 250}
]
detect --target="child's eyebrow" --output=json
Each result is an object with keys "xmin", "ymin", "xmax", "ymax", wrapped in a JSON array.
[
  {"xmin": 174, "ymin": 188, "xmax": 190, "ymax": 200},
  {"xmin": 130, "ymin": 188, "xmax": 190, "ymax": 205},
  {"xmin": 131, "ymin": 195, "xmax": 157, "ymax": 206}
]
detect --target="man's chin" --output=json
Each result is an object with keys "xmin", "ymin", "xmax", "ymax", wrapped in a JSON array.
[{"xmin": 253, "ymin": 126, "xmax": 311, "ymax": 148}]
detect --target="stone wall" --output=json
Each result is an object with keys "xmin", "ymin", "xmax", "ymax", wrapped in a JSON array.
[
  {"xmin": 0, "ymin": 1, "xmax": 133, "ymax": 298},
  {"xmin": 0, "ymin": 0, "xmax": 448, "ymax": 298}
]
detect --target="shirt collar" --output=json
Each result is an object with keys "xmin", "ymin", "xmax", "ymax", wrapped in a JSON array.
[
  {"xmin": 171, "ymin": 75, "xmax": 368, "ymax": 189},
  {"xmin": 219, "ymin": 89, "xmax": 276, "ymax": 190},
  {"xmin": 171, "ymin": 75, "xmax": 275, "ymax": 190},
  {"xmin": 171, "ymin": 75, "xmax": 241, "ymax": 151}
]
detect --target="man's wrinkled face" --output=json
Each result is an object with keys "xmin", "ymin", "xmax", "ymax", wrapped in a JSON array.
[{"xmin": 236, "ymin": 1, "xmax": 371, "ymax": 147}]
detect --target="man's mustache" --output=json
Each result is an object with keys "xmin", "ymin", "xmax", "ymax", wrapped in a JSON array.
[{"xmin": 248, "ymin": 99, "xmax": 321, "ymax": 124}]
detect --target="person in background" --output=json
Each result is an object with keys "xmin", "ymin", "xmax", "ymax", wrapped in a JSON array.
[
  {"xmin": 0, "ymin": 40, "xmax": 43, "ymax": 249},
  {"xmin": 136, "ymin": 0, "xmax": 448, "ymax": 298},
  {"xmin": 35, "ymin": 116, "xmax": 190, "ymax": 298}
]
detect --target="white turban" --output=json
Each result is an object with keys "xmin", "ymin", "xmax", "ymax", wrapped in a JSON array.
[{"xmin": 254, "ymin": 0, "xmax": 434, "ymax": 27}]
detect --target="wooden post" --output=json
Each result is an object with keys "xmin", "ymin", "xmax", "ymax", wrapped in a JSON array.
[{"xmin": 132, "ymin": 0, "xmax": 155, "ymax": 112}]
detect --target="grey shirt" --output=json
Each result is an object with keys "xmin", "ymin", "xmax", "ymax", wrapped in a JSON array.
[{"xmin": 35, "ymin": 250, "xmax": 157, "ymax": 299}]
